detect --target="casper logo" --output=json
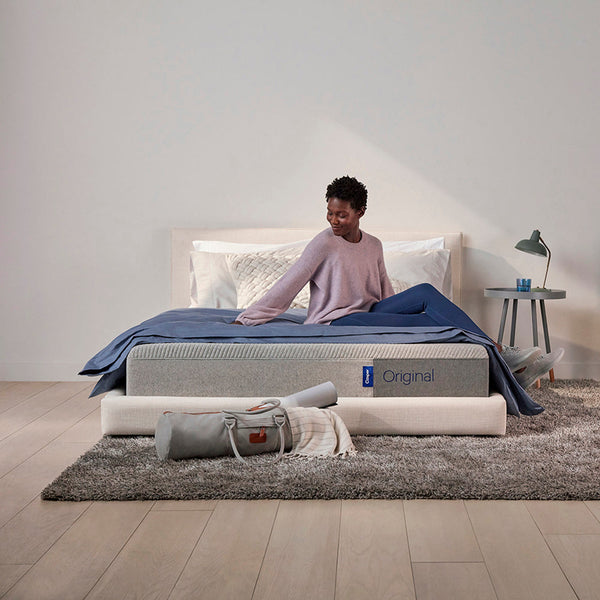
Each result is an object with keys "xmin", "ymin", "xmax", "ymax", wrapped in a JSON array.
[{"xmin": 362, "ymin": 366, "xmax": 374, "ymax": 387}]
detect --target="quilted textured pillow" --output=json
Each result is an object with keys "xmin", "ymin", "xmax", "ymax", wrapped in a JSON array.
[
  {"xmin": 226, "ymin": 247, "xmax": 310, "ymax": 309},
  {"xmin": 189, "ymin": 239, "xmax": 309, "ymax": 308}
]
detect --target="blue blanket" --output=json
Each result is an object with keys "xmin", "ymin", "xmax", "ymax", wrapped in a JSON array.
[{"xmin": 80, "ymin": 308, "xmax": 543, "ymax": 416}]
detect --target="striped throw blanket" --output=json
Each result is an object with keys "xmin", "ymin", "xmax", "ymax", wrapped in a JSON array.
[{"xmin": 286, "ymin": 407, "xmax": 356, "ymax": 458}]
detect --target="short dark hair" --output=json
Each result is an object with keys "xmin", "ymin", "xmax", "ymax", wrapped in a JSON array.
[{"xmin": 326, "ymin": 176, "xmax": 367, "ymax": 211}]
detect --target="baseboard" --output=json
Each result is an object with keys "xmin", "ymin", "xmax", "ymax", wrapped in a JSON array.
[{"xmin": 0, "ymin": 362, "xmax": 97, "ymax": 382}]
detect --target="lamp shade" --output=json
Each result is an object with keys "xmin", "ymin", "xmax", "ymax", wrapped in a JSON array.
[{"xmin": 515, "ymin": 230, "xmax": 547, "ymax": 257}]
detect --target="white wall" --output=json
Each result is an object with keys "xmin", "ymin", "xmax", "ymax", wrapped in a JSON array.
[{"xmin": 1, "ymin": 1, "xmax": 599, "ymax": 381}]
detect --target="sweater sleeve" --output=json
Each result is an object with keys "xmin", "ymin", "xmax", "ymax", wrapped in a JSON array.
[{"xmin": 235, "ymin": 238, "xmax": 324, "ymax": 326}]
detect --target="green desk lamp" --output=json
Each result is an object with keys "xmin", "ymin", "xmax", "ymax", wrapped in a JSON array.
[{"xmin": 515, "ymin": 230, "xmax": 551, "ymax": 290}]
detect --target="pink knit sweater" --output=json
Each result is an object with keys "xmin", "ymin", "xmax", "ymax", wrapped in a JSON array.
[{"xmin": 236, "ymin": 228, "xmax": 395, "ymax": 325}]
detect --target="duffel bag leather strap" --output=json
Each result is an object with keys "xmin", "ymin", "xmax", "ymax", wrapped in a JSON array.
[{"xmin": 224, "ymin": 413, "xmax": 287, "ymax": 464}]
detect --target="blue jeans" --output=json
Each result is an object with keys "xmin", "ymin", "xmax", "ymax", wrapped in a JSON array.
[{"xmin": 331, "ymin": 283, "xmax": 489, "ymax": 339}]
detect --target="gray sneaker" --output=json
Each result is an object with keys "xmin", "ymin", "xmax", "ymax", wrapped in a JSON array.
[
  {"xmin": 514, "ymin": 348, "xmax": 565, "ymax": 388},
  {"xmin": 500, "ymin": 345, "xmax": 542, "ymax": 373}
]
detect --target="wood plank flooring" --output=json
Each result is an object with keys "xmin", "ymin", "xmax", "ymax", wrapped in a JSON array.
[{"xmin": 1, "ymin": 381, "xmax": 600, "ymax": 599}]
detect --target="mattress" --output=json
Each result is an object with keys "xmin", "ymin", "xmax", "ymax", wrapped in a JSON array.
[{"xmin": 126, "ymin": 342, "xmax": 489, "ymax": 398}]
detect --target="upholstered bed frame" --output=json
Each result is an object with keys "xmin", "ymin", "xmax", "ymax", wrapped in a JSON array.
[{"xmin": 100, "ymin": 228, "xmax": 507, "ymax": 436}]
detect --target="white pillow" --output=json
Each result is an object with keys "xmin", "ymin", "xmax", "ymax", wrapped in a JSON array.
[
  {"xmin": 384, "ymin": 248, "xmax": 452, "ymax": 299},
  {"xmin": 189, "ymin": 240, "xmax": 309, "ymax": 308},
  {"xmin": 226, "ymin": 247, "xmax": 310, "ymax": 309}
]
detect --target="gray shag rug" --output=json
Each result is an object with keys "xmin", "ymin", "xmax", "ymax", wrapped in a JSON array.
[{"xmin": 42, "ymin": 379, "xmax": 600, "ymax": 501}]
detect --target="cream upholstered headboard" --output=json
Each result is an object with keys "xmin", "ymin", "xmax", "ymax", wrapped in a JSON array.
[{"xmin": 171, "ymin": 228, "xmax": 463, "ymax": 309}]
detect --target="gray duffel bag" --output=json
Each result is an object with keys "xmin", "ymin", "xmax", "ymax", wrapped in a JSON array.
[{"xmin": 155, "ymin": 399, "xmax": 292, "ymax": 462}]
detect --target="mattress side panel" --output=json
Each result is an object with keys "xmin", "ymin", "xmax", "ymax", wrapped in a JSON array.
[{"xmin": 126, "ymin": 343, "xmax": 489, "ymax": 398}]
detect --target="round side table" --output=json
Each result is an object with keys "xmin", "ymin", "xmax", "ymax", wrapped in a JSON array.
[{"xmin": 484, "ymin": 287, "xmax": 566, "ymax": 382}]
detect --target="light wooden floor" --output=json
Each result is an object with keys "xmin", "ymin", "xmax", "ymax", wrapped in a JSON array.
[{"xmin": 1, "ymin": 382, "xmax": 600, "ymax": 599}]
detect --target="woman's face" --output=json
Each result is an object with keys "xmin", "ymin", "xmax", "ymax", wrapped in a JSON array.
[{"xmin": 326, "ymin": 197, "xmax": 364, "ymax": 242}]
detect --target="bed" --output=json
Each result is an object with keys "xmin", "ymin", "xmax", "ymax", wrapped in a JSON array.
[{"xmin": 91, "ymin": 228, "xmax": 518, "ymax": 436}]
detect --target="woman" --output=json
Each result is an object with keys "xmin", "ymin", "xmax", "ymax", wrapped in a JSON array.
[{"xmin": 235, "ymin": 176, "xmax": 563, "ymax": 388}]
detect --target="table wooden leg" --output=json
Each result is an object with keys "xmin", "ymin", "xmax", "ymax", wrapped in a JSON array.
[
  {"xmin": 530, "ymin": 299, "xmax": 541, "ymax": 386},
  {"xmin": 530, "ymin": 300, "xmax": 539, "ymax": 347},
  {"xmin": 498, "ymin": 299, "xmax": 509, "ymax": 344},
  {"xmin": 540, "ymin": 300, "xmax": 552, "ymax": 352},
  {"xmin": 509, "ymin": 299, "xmax": 518, "ymax": 346},
  {"xmin": 539, "ymin": 300, "xmax": 555, "ymax": 383}
]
